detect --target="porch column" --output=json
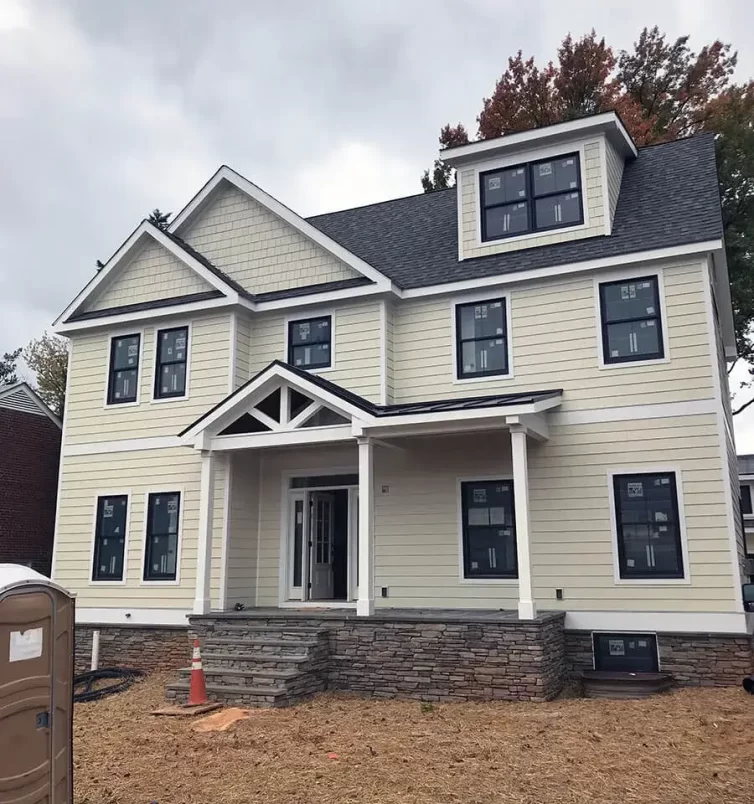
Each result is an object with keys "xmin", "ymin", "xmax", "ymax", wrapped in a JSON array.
[
  {"xmin": 193, "ymin": 450, "xmax": 216, "ymax": 615},
  {"xmin": 510, "ymin": 426, "xmax": 536, "ymax": 620},
  {"xmin": 357, "ymin": 436, "xmax": 375, "ymax": 616}
]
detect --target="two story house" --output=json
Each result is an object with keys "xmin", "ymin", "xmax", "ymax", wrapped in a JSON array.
[{"xmin": 52, "ymin": 112, "xmax": 752, "ymax": 701}]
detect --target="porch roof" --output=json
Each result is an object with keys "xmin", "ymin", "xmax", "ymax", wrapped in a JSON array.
[{"xmin": 179, "ymin": 359, "xmax": 563, "ymax": 443}]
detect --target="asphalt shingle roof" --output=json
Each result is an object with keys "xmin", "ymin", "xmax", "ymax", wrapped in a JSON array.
[
  {"xmin": 306, "ymin": 134, "xmax": 723, "ymax": 289},
  {"xmin": 67, "ymin": 290, "xmax": 224, "ymax": 322}
]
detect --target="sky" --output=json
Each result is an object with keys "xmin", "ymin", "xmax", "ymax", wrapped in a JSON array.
[{"xmin": 1, "ymin": 0, "xmax": 753, "ymax": 441}]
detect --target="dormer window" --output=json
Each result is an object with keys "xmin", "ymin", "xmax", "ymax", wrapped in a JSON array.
[{"xmin": 480, "ymin": 153, "xmax": 583, "ymax": 242}]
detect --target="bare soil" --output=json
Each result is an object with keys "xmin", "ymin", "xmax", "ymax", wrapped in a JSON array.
[{"xmin": 73, "ymin": 674, "xmax": 754, "ymax": 804}]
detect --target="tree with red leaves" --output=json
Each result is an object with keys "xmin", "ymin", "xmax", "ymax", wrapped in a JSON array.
[{"xmin": 422, "ymin": 27, "xmax": 754, "ymax": 413}]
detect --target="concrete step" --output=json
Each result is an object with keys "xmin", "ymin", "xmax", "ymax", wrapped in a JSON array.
[
  {"xmin": 200, "ymin": 652, "xmax": 312, "ymax": 671},
  {"xmin": 165, "ymin": 680, "xmax": 286, "ymax": 708},
  {"xmin": 178, "ymin": 666, "xmax": 299, "ymax": 689}
]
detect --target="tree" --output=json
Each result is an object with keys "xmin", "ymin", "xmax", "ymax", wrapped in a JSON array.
[
  {"xmin": 24, "ymin": 334, "xmax": 68, "ymax": 416},
  {"xmin": 0, "ymin": 347, "xmax": 21, "ymax": 386},
  {"xmin": 421, "ymin": 27, "xmax": 754, "ymax": 412},
  {"xmin": 147, "ymin": 208, "xmax": 171, "ymax": 230}
]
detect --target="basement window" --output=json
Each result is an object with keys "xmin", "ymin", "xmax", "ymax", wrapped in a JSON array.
[
  {"xmin": 107, "ymin": 334, "xmax": 141, "ymax": 405},
  {"xmin": 91, "ymin": 495, "xmax": 128, "ymax": 582},
  {"xmin": 288, "ymin": 316, "xmax": 332, "ymax": 370},
  {"xmin": 593, "ymin": 632, "xmax": 659, "ymax": 673},
  {"xmin": 143, "ymin": 492, "xmax": 181, "ymax": 581}
]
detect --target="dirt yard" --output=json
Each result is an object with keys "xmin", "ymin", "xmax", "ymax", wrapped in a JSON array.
[{"xmin": 73, "ymin": 674, "xmax": 754, "ymax": 804}]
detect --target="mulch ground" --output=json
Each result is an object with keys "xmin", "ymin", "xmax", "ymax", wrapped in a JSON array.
[{"xmin": 74, "ymin": 674, "xmax": 754, "ymax": 804}]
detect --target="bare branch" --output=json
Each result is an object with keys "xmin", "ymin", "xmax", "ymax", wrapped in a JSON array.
[
  {"xmin": 732, "ymin": 394, "xmax": 754, "ymax": 416},
  {"xmin": 728, "ymin": 357, "xmax": 740, "ymax": 375}
]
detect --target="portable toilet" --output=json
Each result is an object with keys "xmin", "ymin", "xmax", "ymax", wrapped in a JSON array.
[{"xmin": 0, "ymin": 564, "xmax": 74, "ymax": 804}]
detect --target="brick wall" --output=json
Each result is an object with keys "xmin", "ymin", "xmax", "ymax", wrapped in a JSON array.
[
  {"xmin": 0, "ymin": 408, "xmax": 61, "ymax": 575},
  {"xmin": 75, "ymin": 625, "xmax": 191, "ymax": 674},
  {"xmin": 565, "ymin": 630, "xmax": 754, "ymax": 686}
]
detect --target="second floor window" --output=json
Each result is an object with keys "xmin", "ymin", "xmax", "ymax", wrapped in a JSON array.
[
  {"xmin": 107, "ymin": 334, "xmax": 140, "ymax": 405},
  {"xmin": 143, "ymin": 492, "xmax": 181, "ymax": 581},
  {"xmin": 288, "ymin": 316, "xmax": 331, "ymax": 370},
  {"xmin": 480, "ymin": 153, "xmax": 583, "ymax": 242},
  {"xmin": 456, "ymin": 298, "xmax": 509, "ymax": 379},
  {"xmin": 92, "ymin": 495, "xmax": 128, "ymax": 581},
  {"xmin": 613, "ymin": 472, "xmax": 684, "ymax": 580},
  {"xmin": 599, "ymin": 276, "xmax": 664, "ymax": 364},
  {"xmin": 154, "ymin": 326, "xmax": 188, "ymax": 399}
]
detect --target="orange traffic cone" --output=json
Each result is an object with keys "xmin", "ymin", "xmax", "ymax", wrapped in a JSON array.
[{"xmin": 187, "ymin": 638, "xmax": 208, "ymax": 706}]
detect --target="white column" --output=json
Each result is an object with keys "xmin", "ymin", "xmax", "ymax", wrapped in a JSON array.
[
  {"xmin": 193, "ymin": 450, "xmax": 216, "ymax": 615},
  {"xmin": 511, "ymin": 426, "xmax": 536, "ymax": 620},
  {"xmin": 357, "ymin": 436, "xmax": 375, "ymax": 616}
]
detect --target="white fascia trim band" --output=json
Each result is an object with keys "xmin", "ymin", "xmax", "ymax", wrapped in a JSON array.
[
  {"xmin": 551, "ymin": 398, "xmax": 718, "ymax": 426},
  {"xmin": 64, "ymin": 436, "xmax": 183, "ymax": 457},
  {"xmin": 565, "ymin": 610, "xmax": 752, "ymax": 635},
  {"xmin": 75, "ymin": 607, "xmax": 191, "ymax": 626}
]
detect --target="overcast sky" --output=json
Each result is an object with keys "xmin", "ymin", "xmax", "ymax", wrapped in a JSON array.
[{"xmin": 2, "ymin": 0, "xmax": 754, "ymax": 443}]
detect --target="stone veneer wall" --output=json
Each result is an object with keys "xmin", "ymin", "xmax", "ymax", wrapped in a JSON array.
[
  {"xmin": 191, "ymin": 612, "xmax": 567, "ymax": 703},
  {"xmin": 75, "ymin": 625, "xmax": 191, "ymax": 674},
  {"xmin": 565, "ymin": 630, "xmax": 754, "ymax": 686}
]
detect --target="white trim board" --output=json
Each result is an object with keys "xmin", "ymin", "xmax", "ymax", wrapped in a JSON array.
[
  {"xmin": 564, "ymin": 610, "xmax": 751, "ymax": 635},
  {"xmin": 551, "ymin": 399, "xmax": 718, "ymax": 426},
  {"xmin": 63, "ymin": 436, "xmax": 183, "ymax": 457},
  {"xmin": 169, "ymin": 165, "xmax": 394, "ymax": 291},
  {"xmin": 75, "ymin": 607, "xmax": 191, "ymax": 627}
]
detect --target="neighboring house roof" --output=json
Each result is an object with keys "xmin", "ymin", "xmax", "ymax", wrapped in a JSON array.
[
  {"xmin": 739, "ymin": 455, "xmax": 754, "ymax": 476},
  {"xmin": 179, "ymin": 359, "xmax": 563, "ymax": 437},
  {"xmin": 0, "ymin": 382, "xmax": 62, "ymax": 428},
  {"xmin": 307, "ymin": 134, "xmax": 723, "ymax": 290}
]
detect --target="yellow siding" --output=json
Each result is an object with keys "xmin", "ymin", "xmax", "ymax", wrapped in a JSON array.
[
  {"xmin": 393, "ymin": 260, "xmax": 713, "ymax": 409},
  {"xmin": 64, "ymin": 313, "xmax": 232, "ymax": 444},
  {"xmin": 461, "ymin": 138, "xmax": 606, "ymax": 260},
  {"xmin": 385, "ymin": 301, "xmax": 395, "ymax": 404},
  {"xmin": 54, "ymin": 446, "xmax": 224, "ymax": 610},
  {"xmin": 248, "ymin": 301, "xmax": 383, "ymax": 403},
  {"xmin": 181, "ymin": 184, "xmax": 360, "ymax": 295},
  {"xmin": 605, "ymin": 139, "xmax": 624, "ymax": 225},
  {"xmin": 225, "ymin": 451, "xmax": 260, "ymax": 607},
  {"xmin": 86, "ymin": 240, "xmax": 212, "ymax": 312},
  {"xmin": 234, "ymin": 313, "xmax": 252, "ymax": 389}
]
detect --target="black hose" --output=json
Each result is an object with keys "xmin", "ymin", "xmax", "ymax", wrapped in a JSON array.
[{"xmin": 73, "ymin": 667, "xmax": 145, "ymax": 703}]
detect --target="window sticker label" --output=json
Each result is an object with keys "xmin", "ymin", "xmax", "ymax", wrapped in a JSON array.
[
  {"xmin": 646, "ymin": 306, "xmax": 655, "ymax": 315},
  {"xmin": 471, "ymin": 560, "xmax": 479, "ymax": 570},
  {"xmin": 473, "ymin": 489, "xmax": 487, "ymax": 503},
  {"xmin": 487, "ymin": 177, "xmax": 501, "ymax": 190},
  {"xmin": 128, "ymin": 344, "xmax": 138, "ymax": 358},
  {"xmin": 639, "ymin": 282, "xmax": 651, "ymax": 288},
  {"xmin": 621, "ymin": 286, "xmax": 629, "ymax": 300},
  {"xmin": 103, "ymin": 503, "xmax": 114, "ymax": 518},
  {"xmin": 468, "ymin": 508, "xmax": 490, "ymax": 526},
  {"xmin": 539, "ymin": 163, "xmax": 553, "ymax": 176},
  {"xmin": 474, "ymin": 305, "xmax": 488, "ymax": 319},
  {"xmin": 564, "ymin": 158, "xmax": 574, "ymax": 166},
  {"xmin": 10, "ymin": 628, "xmax": 44, "ymax": 662},
  {"xmin": 299, "ymin": 323, "xmax": 311, "ymax": 340},
  {"xmin": 626, "ymin": 558, "xmax": 635, "ymax": 567},
  {"xmin": 167, "ymin": 498, "xmax": 178, "ymax": 515},
  {"xmin": 627, "ymin": 482, "xmax": 644, "ymax": 498},
  {"xmin": 608, "ymin": 639, "xmax": 625, "ymax": 656},
  {"xmin": 176, "ymin": 337, "xmax": 186, "ymax": 350},
  {"xmin": 489, "ymin": 507, "xmax": 506, "ymax": 525},
  {"xmin": 654, "ymin": 511, "xmax": 668, "ymax": 522},
  {"xmin": 638, "ymin": 639, "xmax": 648, "ymax": 648}
]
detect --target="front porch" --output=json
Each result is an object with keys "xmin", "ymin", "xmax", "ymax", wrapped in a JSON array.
[{"xmin": 180, "ymin": 361, "xmax": 563, "ymax": 623}]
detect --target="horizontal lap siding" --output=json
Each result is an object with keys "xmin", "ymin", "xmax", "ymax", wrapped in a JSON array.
[
  {"xmin": 386, "ymin": 302, "xmax": 395, "ymax": 403},
  {"xmin": 225, "ymin": 451, "xmax": 260, "ymax": 607},
  {"xmin": 86, "ymin": 241, "xmax": 212, "ymax": 311},
  {"xmin": 530, "ymin": 414, "xmax": 736, "ymax": 612},
  {"xmin": 235, "ymin": 313, "xmax": 252, "ymax": 389},
  {"xmin": 393, "ymin": 260, "xmax": 712, "ymax": 408},
  {"xmin": 461, "ymin": 138, "xmax": 606, "ymax": 260},
  {"xmin": 181, "ymin": 185, "xmax": 359, "ymax": 295},
  {"xmin": 248, "ymin": 301, "xmax": 382, "ymax": 403},
  {"xmin": 605, "ymin": 139, "xmax": 624, "ymax": 224},
  {"xmin": 65, "ymin": 313, "xmax": 232, "ymax": 444}
]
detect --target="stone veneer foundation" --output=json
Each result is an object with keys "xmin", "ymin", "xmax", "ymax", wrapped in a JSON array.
[{"xmin": 74, "ymin": 625, "xmax": 191, "ymax": 674}]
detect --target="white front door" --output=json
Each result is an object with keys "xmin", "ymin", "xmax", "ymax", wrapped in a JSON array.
[{"xmin": 309, "ymin": 492, "xmax": 335, "ymax": 600}]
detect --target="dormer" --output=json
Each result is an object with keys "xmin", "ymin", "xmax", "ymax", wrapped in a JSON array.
[{"xmin": 442, "ymin": 111, "xmax": 637, "ymax": 261}]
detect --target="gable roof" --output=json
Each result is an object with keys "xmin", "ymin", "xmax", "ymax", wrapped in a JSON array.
[
  {"xmin": 307, "ymin": 134, "xmax": 723, "ymax": 290},
  {"xmin": 0, "ymin": 383, "xmax": 62, "ymax": 428}
]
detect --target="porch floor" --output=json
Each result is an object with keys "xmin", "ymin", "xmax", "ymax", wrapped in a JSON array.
[{"xmin": 196, "ymin": 607, "xmax": 560, "ymax": 624}]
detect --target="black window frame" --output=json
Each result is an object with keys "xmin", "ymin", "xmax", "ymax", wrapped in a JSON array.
[
  {"xmin": 106, "ymin": 333, "xmax": 141, "ymax": 405},
  {"xmin": 91, "ymin": 494, "xmax": 129, "ymax": 582},
  {"xmin": 741, "ymin": 483, "xmax": 753, "ymax": 516},
  {"xmin": 153, "ymin": 325, "xmax": 189, "ymax": 400},
  {"xmin": 599, "ymin": 275, "xmax": 665, "ymax": 365},
  {"xmin": 613, "ymin": 471, "xmax": 685, "ymax": 580},
  {"xmin": 143, "ymin": 491, "xmax": 181, "ymax": 582},
  {"xmin": 287, "ymin": 315, "xmax": 332, "ymax": 370},
  {"xmin": 460, "ymin": 479, "xmax": 518, "ymax": 579},
  {"xmin": 593, "ymin": 632, "xmax": 659, "ymax": 673},
  {"xmin": 479, "ymin": 152, "xmax": 584, "ymax": 243},
  {"xmin": 455, "ymin": 297, "xmax": 509, "ymax": 380}
]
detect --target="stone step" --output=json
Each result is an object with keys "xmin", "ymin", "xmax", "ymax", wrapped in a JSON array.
[
  {"xmin": 165, "ymin": 680, "xmax": 286, "ymax": 708},
  {"xmin": 203, "ymin": 637, "xmax": 318, "ymax": 655},
  {"xmin": 206, "ymin": 624, "xmax": 322, "ymax": 639},
  {"xmin": 178, "ymin": 666, "xmax": 299, "ymax": 688},
  {"xmin": 200, "ymin": 652, "xmax": 312, "ymax": 671}
]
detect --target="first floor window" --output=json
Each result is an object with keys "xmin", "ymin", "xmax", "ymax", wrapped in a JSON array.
[
  {"xmin": 599, "ymin": 276, "xmax": 664, "ymax": 364},
  {"xmin": 143, "ymin": 492, "xmax": 181, "ymax": 581},
  {"xmin": 455, "ymin": 298, "xmax": 509, "ymax": 379},
  {"xmin": 613, "ymin": 472, "xmax": 684, "ymax": 579},
  {"xmin": 154, "ymin": 326, "xmax": 188, "ymax": 399},
  {"xmin": 92, "ymin": 495, "xmax": 128, "ymax": 581},
  {"xmin": 461, "ymin": 480, "xmax": 517, "ymax": 578},
  {"xmin": 288, "ymin": 316, "xmax": 331, "ymax": 370},
  {"xmin": 107, "ymin": 334, "xmax": 140, "ymax": 404},
  {"xmin": 741, "ymin": 484, "xmax": 752, "ymax": 516}
]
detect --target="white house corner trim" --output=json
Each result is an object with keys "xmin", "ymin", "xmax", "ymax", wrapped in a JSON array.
[
  {"xmin": 357, "ymin": 437, "xmax": 375, "ymax": 616},
  {"xmin": 193, "ymin": 451, "xmax": 216, "ymax": 615}
]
